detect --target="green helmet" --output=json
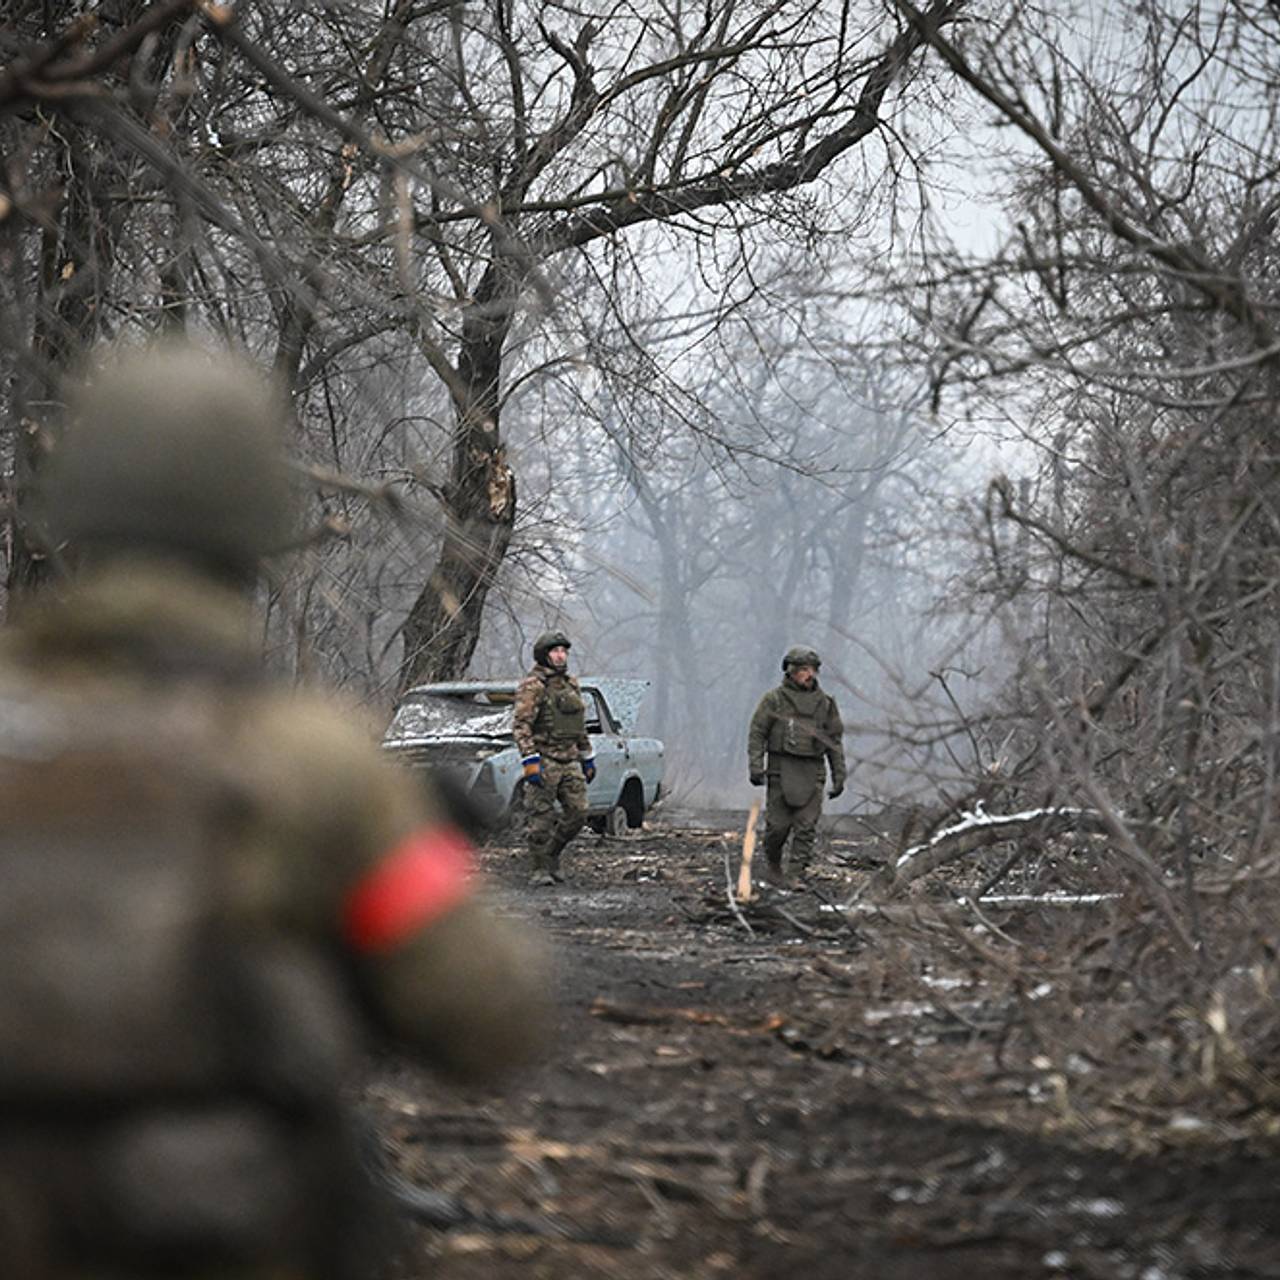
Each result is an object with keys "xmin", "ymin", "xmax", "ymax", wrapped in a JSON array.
[
  {"xmin": 533, "ymin": 630, "xmax": 571, "ymax": 666},
  {"xmin": 782, "ymin": 645, "xmax": 821, "ymax": 672},
  {"xmin": 39, "ymin": 340, "xmax": 296, "ymax": 579}
]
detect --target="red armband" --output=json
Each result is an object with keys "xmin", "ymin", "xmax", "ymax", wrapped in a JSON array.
[{"xmin": 342, "ymin": 826, "xmax": 475, "ymax": 953}]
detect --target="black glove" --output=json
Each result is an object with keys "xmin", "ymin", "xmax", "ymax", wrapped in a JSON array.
[
  {"xmin": 749, "ymin": 771, "xmax": 765, "ymax": 787},
  {"xmin": 581, "ymin": 756, "xmax": 597, "ymax": 784},
  {"xmin": 827, "ymin": 781, "xmax": 844, "ymax": 800}
]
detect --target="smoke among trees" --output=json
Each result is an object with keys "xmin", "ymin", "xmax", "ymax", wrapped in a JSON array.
[
  {"xmin": 2, "ymin": 0, "xmax": 972, "ymax": 785},
  {"xmin": 5, "ymin": 2, "xmax": 1280, "ymax": 871}
]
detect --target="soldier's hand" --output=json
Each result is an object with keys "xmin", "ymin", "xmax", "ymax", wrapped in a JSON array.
[
  {"xmin": 827, "ymin": 781, "xmax": 844, "ymax": 800},
  {"xmin": 749, "ymin": 770, "xmax": 765, "ymax": 787},
  {"xmin": 522, "ymin": 754, "xmax": 544, "ymax": 786},
  {"xmin": 581, "ymin": 756, "xmax": 596, "ymax": 784}
]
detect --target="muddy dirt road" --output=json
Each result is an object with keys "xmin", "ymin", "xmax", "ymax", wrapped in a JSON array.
[{"xmin": 374, "ymin": 818, "xmax": 1280, "ymax": 1280}]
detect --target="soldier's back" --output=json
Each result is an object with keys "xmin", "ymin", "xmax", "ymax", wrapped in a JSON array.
[
  {"xmin": 0, "ymin": 587, "xmax": 394, "ymax": 1277},
  {"xmin": 0, "ymin": 560, "xmax": 545, "ymax": 1278}
]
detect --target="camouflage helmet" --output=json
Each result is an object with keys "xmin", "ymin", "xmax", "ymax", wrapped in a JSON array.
[
  {"xmin": 782, "ymin": 645, "xmax": 821, "ymax": 673},
  {"xmin": 533, "ymin": 630, "xmax": 571, "ymax": 665},
  {"xmin": 39, "ymin": 340, "xmax": 296, "ymax": 578}
]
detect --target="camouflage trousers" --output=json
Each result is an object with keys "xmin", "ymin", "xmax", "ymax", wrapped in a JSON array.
[
  {"xmin": 526, "ymin": 757, "xmax": 588, "ymax": 872},
  {"xmin": 763, "ymin": 756, "xmax": 825, "ymax": 871}
]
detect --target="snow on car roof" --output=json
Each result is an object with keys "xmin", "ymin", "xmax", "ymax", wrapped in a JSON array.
[{"xmin": 400, "ymin": 677, "xmax": 652, "ymax": 734}]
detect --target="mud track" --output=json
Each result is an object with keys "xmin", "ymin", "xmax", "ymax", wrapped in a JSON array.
[{"xmin": 374, "ymin": 817, "xmax": 1280, "ymax": 1279}]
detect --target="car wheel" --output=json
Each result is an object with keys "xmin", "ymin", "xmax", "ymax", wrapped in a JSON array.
[
  {"xmin": 604, "ymin": 804, "xmax": 629, "ymax": 838},
  {"xmin": 620, "ymin": 779, "xmax": 646, "ymax": 831}
]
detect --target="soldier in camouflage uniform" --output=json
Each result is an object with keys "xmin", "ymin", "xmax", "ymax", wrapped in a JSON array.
[
  {"xmin": 513, "ymin": 631, "xmax": 596, "ymax": 887},
  {"xmin": 0, "ymin": 342, "xmax": 548, "ymax": 1280},
  {"xmin": 748, "ymin": 646, "xmax": 847, "ymax": 885}
]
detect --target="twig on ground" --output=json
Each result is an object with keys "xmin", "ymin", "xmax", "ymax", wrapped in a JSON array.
[
  {"xmin": 956, "ymin": 895, "xmax": 1024, "ymax": 946},
  {"xmin": 373, "ymin": 1136, "xmax": 635, "ymax": 1246},
  {"xmin": 770, "ymin": 903, "xmax": 818, "ymax": 936},
  {"xmin": 974, "ymin": 844, "xmax": 1031, "ymax": 900},
  {"xmin": 745, "ymin": 1153, "xmax": 770, "ymax": 1217}
]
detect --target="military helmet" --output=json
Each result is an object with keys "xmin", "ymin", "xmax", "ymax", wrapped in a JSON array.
[
  {"xmin": 533, "ymin": 630, "xmax": 572, "ymax": 665},
  {"xmin": 782, "ymin": 645, "xmax": 821, "ymax": 672},
  {"xmin": 40, "ymin": 340, "xmax": 296, "ymax": 578}
]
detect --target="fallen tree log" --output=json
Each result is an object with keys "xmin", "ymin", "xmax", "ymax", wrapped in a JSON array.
[
  {"xmin": 872, "ymin": 806, "xmax": 1117, "ymax": 897},
  {"xmin": 831, "ymin": 892, "xmax": 1123, "ymax": 926}
]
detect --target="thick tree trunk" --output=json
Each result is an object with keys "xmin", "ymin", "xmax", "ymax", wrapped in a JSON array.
[
  {"xmin": 652, "ymin": 528, "xmax": 707, "ymax": 755},
  {"xmin": 398, "ymin": 483, "xmax": 516, "ymax": 688},
  {"xmin": 398, "ymin": 265, "xmax": 517, "ymax": 689},
  {"xmin": 826, "ymin": 502, "xmax": 869, "ymax": 638}
]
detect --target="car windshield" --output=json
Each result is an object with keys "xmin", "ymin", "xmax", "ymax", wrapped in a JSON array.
[{"xmin": 386, "ymin": 692, "xmax": 515, "ymax": 741}]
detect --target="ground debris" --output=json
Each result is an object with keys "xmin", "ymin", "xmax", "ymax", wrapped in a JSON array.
[
  {"xmin": 370, "ymin": 814, "xmax": 1280, "ymax": 1280},
  {"xmin": 589, "ymin": 995, "xmax": 783, "ymax": 1038}
]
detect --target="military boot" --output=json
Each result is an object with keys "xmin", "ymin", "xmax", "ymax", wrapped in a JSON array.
[
  {"xmin": 761, "ymin": 829, "xmax": 788, "ymax": 887},
  {"xmin": 545, "ymin": 829, "xmax": 575, "ymax": 883},
  {"xmin": 790, "ymin": 833, "xmax": 817, "ymax": 881},
  {"xmin": 528, "ymin": 850, "xmax": 556, "ymax": 888}
]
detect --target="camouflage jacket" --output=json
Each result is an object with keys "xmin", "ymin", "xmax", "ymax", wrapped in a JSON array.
[
  {"xmin": 747, "ymin": 676, "xmax": 846, "ymax": 787},
  {"xmin": 0, "ymin": 559, "xmax": 548, "ymax": 1277},
  {"xmin": 0, "ymin": 558, "xmax": 548, "ymax": 1077},
  {"xmin": 512, "ymin": 663, "xmax": 592, "ymax": 762}
]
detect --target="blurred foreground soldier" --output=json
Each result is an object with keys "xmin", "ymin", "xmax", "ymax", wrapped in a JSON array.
[
  {"xmin": 747, "ymin": 646, "xmax": 847, "ymax": 885},
  {"xmin": 0, "ymin": 342, "xmax": 547, "ymax": 1280},
  {"xmin": 513, "ymin": 631, "xmax": 595, "ymax": 887}
]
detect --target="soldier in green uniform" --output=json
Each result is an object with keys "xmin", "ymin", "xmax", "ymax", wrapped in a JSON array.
[
  {"xmin": 512, "ymin": 631, "xmax": 596, "ymax": 887},
  {"xmin": 747, "ymin": 646, "xmax": 847, "ymax": 885},
  {"xmin": 0, "ymin": 341, "xmax": 548, "ymax": 1279}
]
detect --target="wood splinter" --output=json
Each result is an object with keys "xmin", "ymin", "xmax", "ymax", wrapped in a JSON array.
[{"xmin": 736, "ymin": 800, "xmax": 761, "ymax": 904}]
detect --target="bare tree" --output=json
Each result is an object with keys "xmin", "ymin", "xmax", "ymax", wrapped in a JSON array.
[
  {"xmin": 874, "ymin": 2, "xmax": 1280, "ymax": 1006},
  {"xmin": 1, "ymin": 0, "xmax": 967, "ymax": 691},
  {"xmin": 505, "ymin": 275, "xmax": 965, "ymax": 798}
]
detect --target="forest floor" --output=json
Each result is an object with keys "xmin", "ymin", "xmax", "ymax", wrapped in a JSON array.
[{"xmin": 372, "ymin": 810, "xmax": 1280, "ymax": 1280}]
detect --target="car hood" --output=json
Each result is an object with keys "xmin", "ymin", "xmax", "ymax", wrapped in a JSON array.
[{"xmin": 383, "ymin": 699, "xmax": 512, "ymax": 746}]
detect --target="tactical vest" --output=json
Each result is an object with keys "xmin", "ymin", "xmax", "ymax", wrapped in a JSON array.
[
  {"xmin": 0, "ymin": 683, "xmax": 380, "ymax": 1278},
  {"xmin": 766, "ymin": 689, "xmax": 831, "ymax": 758},
  {"xmin": 534, "ymin": 676, "xmax": 586, "ymax": 744}
]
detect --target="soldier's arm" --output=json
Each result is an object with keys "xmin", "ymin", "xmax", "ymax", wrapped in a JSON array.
[
  {"xmin": 574, "ymin": 679, "xmax": 592, "ymax": 756},
  {"xmin": 341, "ymin": 832, "xmax": 550, "ymax": 1079},
  {"xmin": 244, "ymin": 698, "xmax": 549, "ymax": 1082},
  {"xmin": 825, "ymin": 698, "xmax": 847, "ymax": 787},
  {"xmin": 511, "ymin": 674, "xmax": 541, "ymax": 760},
  {"xmin": 747, "ymin": 691, "xmax": 775, "ymax": 774}
]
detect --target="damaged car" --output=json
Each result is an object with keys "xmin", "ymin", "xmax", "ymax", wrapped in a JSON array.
[{"xmin": 382, "ymin": 678, "xmax": 664, "ymax": 835}]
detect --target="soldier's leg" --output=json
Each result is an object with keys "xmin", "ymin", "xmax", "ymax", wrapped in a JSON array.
[
  {"xmin": 524, "ymin": 777, "xmax": 558, "ymax": 882},
  {"xmin": 762, "ymin": 778, "xmax": 794, "ymax": 881},
  {"xmin": 547, "ymin": 762, "xmax": 588, "ymax": 879},
  {"xmin": 788, "ymin": 787, "xmax": 824, "ymax": 876}
]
